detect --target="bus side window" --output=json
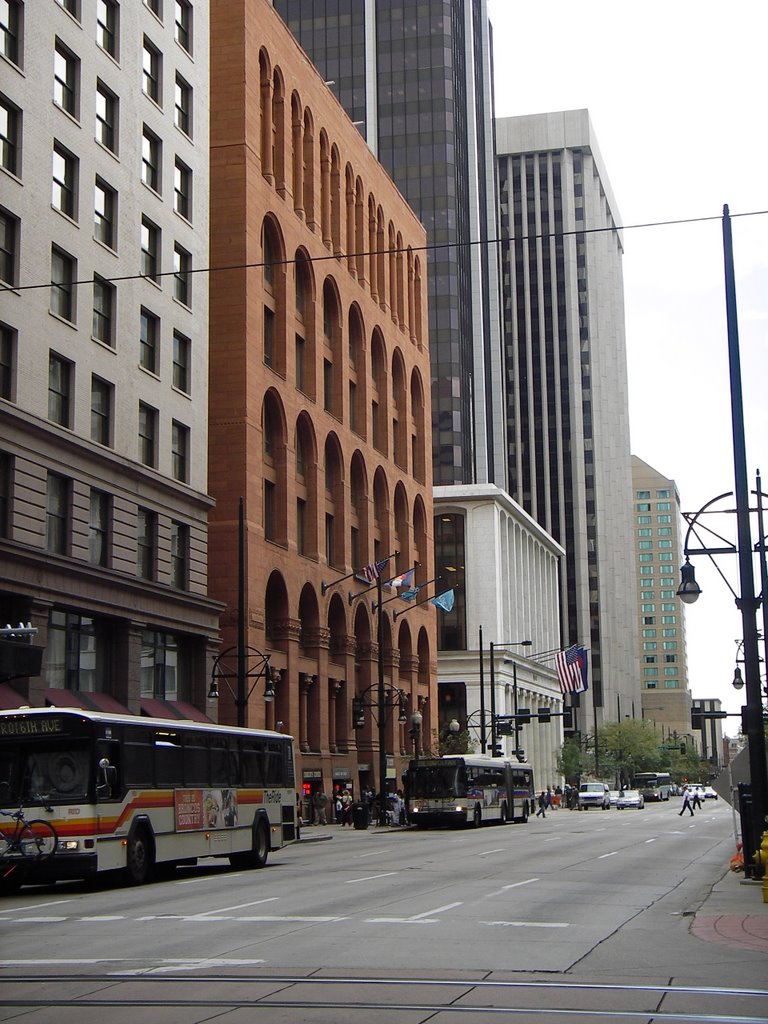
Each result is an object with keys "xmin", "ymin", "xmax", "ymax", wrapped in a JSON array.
[
  {"xmin": 210, "ymin": 740, "xmax": 235, "ymax": 786},
  {"xmin": 241, "ymin": 741, "xmax": 264, "ymax": 786},
  {"xmin": 183, "ymin": 736, "xmax": 208, "ymax": 786}
]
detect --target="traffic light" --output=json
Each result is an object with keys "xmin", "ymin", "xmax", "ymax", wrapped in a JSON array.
[
  {"xmin": 690, "ymin": 706, "xmax": 702, "ymax": 730},
  {"xmin": 516, "ymin": 707, "xmax": 531, "ymax": 724},
  {"xmin": 563, "ymin": 707, "xmax": 574, "ymax": 730},
  {"xmin": 538, "ymin": 707, "xmax": 551, "ymax": 724},
  {"xmin": 352, "ymin": 697, "xmax": 365, "ymax": 729},
  {"xmin": 492, "ymin": 743, "xmax": 503, "ymax": 757}
]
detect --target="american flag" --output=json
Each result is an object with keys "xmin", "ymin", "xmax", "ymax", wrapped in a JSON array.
[
  {"xmin": 555, "ymin": 645, "xmax": 588, "ymax": 695},
  {"xmin": 360, "ymin": 558, "xmax": 389, "ymax": 583}
]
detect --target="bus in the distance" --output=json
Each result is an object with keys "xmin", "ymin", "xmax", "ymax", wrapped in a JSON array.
[
  {"xmin": 633, "ymin": 771, "xmax": 672, "ymax": 802},
  {"xmin": 408, "ymin": 754, "xmax": 534, "ymax": 827},
  {"xmin": 0, "ymin": 707, "xmax": 297, "ymax": 891}
]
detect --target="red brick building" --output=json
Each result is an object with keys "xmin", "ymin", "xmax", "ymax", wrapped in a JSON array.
[{"xmin": 209, "ymin": 0, "xmax": 436, "ymax": 808}]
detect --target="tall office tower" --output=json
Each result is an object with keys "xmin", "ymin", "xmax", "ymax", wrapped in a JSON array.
[
  {"xmin": 631, "ymin": 456, "xmax": 694, "ymax": 746},
  {"xmin": 272, "ymin": 0, "xmax": 506, "ymax": 491},
  {"xmin": 496, "ymin": 111, "xmax": 640, "ymax": 731},
  {"xmin": 0, "ymin": 0, "xmax": 220, "ymax": 715}
]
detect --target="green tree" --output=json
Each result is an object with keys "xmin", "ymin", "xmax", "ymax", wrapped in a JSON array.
[
  {"xmin": 590, "ymin": 719, "xmax": 664, "ymax": 787},
  {"xmin": 556, "ymin": 736, "xmax": 590, "ymax": 784}
]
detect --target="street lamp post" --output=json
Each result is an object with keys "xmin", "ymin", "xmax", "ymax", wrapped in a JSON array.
[
  {"xmin": 489, "ymin": 640, "xmax": 533, "ymax": 755},
  {"xmin": 676, "ymin": 205, "xmax": 768, "ymax": 875},
  {"xmin": 410, "ymin": 710, "xmax": 423, "ymax": 763}
]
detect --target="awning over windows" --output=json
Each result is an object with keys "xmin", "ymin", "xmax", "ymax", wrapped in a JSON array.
[
  {"xmin": 44, "ymin": 688, "xmax": 130, "ymax": 715},
  {"xmin": 0, "ymin": 683, "xmax": 27, "ymax": 710},
  {"xmin": 140, "ymin": 698, "xmax": 212, "ymax": 723}
]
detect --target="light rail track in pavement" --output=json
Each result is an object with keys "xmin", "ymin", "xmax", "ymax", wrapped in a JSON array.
[{"xmin": 1, "ymin": 971, "xmax": 767, "ymax": 1022}]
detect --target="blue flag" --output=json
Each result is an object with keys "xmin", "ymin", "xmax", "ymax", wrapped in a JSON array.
[{"xmin": 431, "ymin": 589, "xmax": 455, "ymax": 612}]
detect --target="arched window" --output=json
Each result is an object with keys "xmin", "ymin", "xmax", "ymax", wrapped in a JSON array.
[
  {"xmin": 324, "ymin": 433, "xmax": 345, "ymax": 569},
  {"xmin": 294, "ymin": 250, "xmax": 316, "ymax": 399},
  {"xmin": 259, "ymin": 50, "xmax": 273, "ymax": 182},
  {"xmin": 262, "ymin": 218, "xmax": 286, "ymax": 376},
  {"xmin": 272, "ymin": 69, "xmax": 286, "ymax": 194},
  {"xmin": 348, "ymin": 305, "xmax": 367, "ymax": 438},
  {"xmin": 262, "ymin": 390, "xmax": 287, "ymax": 546},
  {"xmin": 391, "ymin": 349, "xmax": 407, "ymax": 470},
  {"xmin": 291, "ymin": 92, "xmax": 304, "ymax": 218},
  {"xmin": 322, "ymin": 279, "xmax": 342, "ymax": 419},
  {"xmin": 370, "ymin": 329, "xmax": 388, "ymax": 456},
  {"xmin": 303, "ymin": 109, "xmax": 315, "ymax": 229}
]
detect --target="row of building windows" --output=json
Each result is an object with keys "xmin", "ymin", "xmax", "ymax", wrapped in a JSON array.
[
  {"xmin": 0, "ymin": 451, "xmax": 190, "ymax": 589},
  {"xmin": 46, "ymin": 603, "xmax": 185, "ymax": 701},
  {"xmin": 0, "ymin": 192, "xmax": 193, "ymax": 305},
  {"xmin": 637, "ymin": 515, "xmax": 673, "ymax": 524},
  {"xmin": 256, "ymin": 45, "xmax": 424, "ymax": 348},
  {"xmin": 8, "ymin": 1, "xmax": 194, "ymax": 66},
  {"xmin": 45, "ymin": 349, "xmax": 190, "ymax": 476},
  {"xmin": 636, "ymin": 488, "xmax": 671, "ymax": 499}
]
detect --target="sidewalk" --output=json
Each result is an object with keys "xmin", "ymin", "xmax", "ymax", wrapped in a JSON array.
[{"xmin": 692, "ymin": 862, "xmax": 768, "ymax": 954}]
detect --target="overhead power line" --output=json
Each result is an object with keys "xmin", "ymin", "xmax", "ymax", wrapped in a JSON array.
[{"xmin": 2, "ymin": 208, "xmax": 766, "ymax": 296}]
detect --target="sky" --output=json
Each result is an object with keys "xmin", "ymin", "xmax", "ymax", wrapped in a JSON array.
[{"xmin": 486, "ymin": 0, "xmax": 767, "ymax": 721}]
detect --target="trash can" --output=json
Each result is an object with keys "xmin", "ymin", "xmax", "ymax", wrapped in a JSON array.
[{"xmin": 352, "ymin": 802, "xmax": 369, "ymax": 830}]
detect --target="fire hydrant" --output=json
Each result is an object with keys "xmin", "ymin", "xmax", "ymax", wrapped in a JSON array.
[{"xmin": 760, "ymin": 832, "xmax": 768, "ymax": 903}]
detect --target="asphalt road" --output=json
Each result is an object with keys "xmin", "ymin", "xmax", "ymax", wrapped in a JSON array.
[{"xmin": 1, "ymin": 797, "xmax": 766, "ymax": 1023}]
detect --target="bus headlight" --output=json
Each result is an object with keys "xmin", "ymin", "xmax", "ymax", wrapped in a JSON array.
[{"xmin": 57, "ymin": 840, "xmax": 79, "ymax": 852}]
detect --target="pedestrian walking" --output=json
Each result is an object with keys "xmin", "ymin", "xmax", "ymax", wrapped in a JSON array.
[
  {"xmin": 691, "ymin": 787, "xmax": 703, "ymax": 811},
  {"xmin": 678, "ymin": 786, "xmax": 694, "ymax": 817},
  {"xmin": 313, "ymin": 788, "xmax": 329, "ymax": 825},
  {"xmin": 341, "ymin": 790, "xmax": 353, "ymax": 826},
  {"xmin": 536, "ymin": 791, "xmax": 547, "ymax": 818}
]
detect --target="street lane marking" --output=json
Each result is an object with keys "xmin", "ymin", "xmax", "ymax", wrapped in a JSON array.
[
  {"xmin": 79, "ymin": 916, "xmax": 125, "ymax": 922},
  {"xmin": 482, "ymin": 920, "xmax": 569, "ymax": 928},
  {"xmin": 188, "ymin": 897, "xmax": 279, "ymax": 917},
  {"xmin": 478, "ymin": 848, "xmax": 505, "ymax": 857},
  {"xmin": 346, "ymin": 871, "xmax": 399, "ymax": 883},
  {"xmin": 410, "ymin": 902, "xmax": 462, "ymax": 920},
  {"xmin": 485, "ymin": 878, "xmax": 539, "ymax": 899},
  {"xmin": 598, "ymin": 851, "xmax": 618, "ymax": 859},
  {"xmin": 0, "ymin": 898, "xmax": 75, "ymax": 915},
  {"xmin": 367, "ymin": 901, "xmax": 462, "ymax": 924},
  {"xmin": 645, "ymin": 838, "xmax": 657, "ymax": 844},
  {"xmin": 355, "ymin": 849, "xmax": 392, "ymax": 858}
]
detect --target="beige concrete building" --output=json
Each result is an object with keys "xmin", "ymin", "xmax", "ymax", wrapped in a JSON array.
[{"xmin": 0, "ymin": 0, "xmax": 220, "ymax": 715}]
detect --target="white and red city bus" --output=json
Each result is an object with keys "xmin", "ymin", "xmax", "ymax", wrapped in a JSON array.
[
  {"xmin": 0, "ymin": 707, "xmax": 297, "ymax": 890},
  {"xmin": 408, "ymin": 754, "xmax": 534, "ymax": 827}
]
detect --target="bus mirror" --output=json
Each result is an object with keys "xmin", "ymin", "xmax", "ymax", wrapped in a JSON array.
[{"xmin": 97, "ymin": 757, "xmax": 117, "ymax": 800}]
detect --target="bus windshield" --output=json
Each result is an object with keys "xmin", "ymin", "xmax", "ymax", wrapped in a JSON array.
[
  {"xmin": 410, "ymin": 762, "xmax": 464, "ymax": 799},
  {"xmin": 0, "ymin": 741, "xmax": 92, "ymax": 804}
]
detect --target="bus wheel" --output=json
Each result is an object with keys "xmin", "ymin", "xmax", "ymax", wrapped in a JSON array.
[
  {"xmin": 473, "ymin": 806, "xmax": 482, "ymax": 828},
  {"xmin": 125, "ymin": 827, "xmax": 153, "ymax": 886},
  {"xmin": 231, "ymin": 819, "xmax": 270, "ymax": 870}
]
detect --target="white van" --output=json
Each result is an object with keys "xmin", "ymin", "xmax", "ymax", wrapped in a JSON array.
[{"xmin": 577, "ymin": 782, "xmax": 611, "ymax": 810}]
